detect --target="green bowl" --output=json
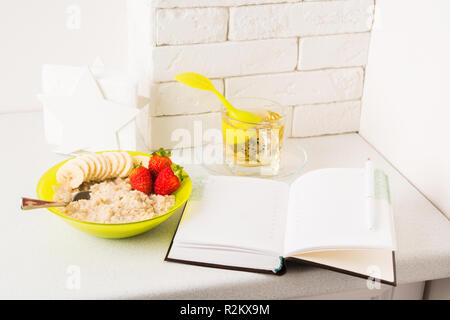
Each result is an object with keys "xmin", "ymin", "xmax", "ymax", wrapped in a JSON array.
[{"xmin": 36, "ymin": 151, "xmax": 192, "ymax": 239}]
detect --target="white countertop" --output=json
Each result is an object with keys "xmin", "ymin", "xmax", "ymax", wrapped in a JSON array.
[{"xmin": 1, "ymin": 111, "xmax": 449, "ymax": 299}]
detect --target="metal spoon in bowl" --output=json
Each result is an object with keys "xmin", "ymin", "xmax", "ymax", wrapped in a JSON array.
[{"xmin": 21, "ymin": 191, "xmax": 91, "ymax": 210}]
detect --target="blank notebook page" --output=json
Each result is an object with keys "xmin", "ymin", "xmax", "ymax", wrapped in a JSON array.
[
  {"xmin": 284, "ymin": 168, "xmax": 395, "ymax": 256},
  {"xmin": 173, "ymin": 176, "xmax": 289, "ymax": 255}
]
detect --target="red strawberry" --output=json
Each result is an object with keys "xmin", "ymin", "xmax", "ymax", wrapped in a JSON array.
[
  {"xmin": 148, "ymin": 148, "xmax": 172, "ymax": 178},
  {"xmin": 129, "ymin": 165, "xmax": 152, "ymax": 194},
  {"xmin": 154, "ymin": 164, "xmax": 183, "ymax": 195}
]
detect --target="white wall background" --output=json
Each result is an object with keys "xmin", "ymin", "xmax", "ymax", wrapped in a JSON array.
[
  {"xmin": 0, "ymin": 0, "xmax": 128, "ymax": 113},
  {"xmin": 0, "ymin": 0, "xmax": 375, "ymax": 150},
  {"xmin": 138, "ymin": 0, "xmax": 375, "ymax": 150},
  {"xmin": 360, "ymin": 0, "xmax": 450, "ymax": 219}
]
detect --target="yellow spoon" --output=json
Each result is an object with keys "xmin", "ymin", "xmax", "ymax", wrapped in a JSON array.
[{"xmin": 174, "ymin": 72, "xmax": 262, "ymax": 123}]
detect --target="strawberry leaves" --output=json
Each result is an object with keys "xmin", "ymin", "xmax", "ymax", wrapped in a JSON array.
[{"xmin": 151, "ymin": 147, "xmax": 172, "ymax": 158}]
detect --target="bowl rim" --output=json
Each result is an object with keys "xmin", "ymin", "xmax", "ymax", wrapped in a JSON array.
[{"xmin": 36, "ymin": 150, "xmax": 192, "ymax": 227}]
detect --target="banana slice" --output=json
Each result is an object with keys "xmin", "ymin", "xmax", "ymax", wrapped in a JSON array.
[
  {"xmin": 103, "ymin": 152, "xmax": 117, "ymax": 178},
  {"xmin": 95, "ymin": 153, "xmax": 108, "ymax": 180},
  {"xmin": 66, "ymin": 164, "xmax": 85, "ymax": 189},
  {"xmin": 83, "ymin": 153, "xmax": 100, "ymax": 180},
  {"xmin": 66, "ymin": 165, "xmax": 85, "ymax": 189},
  {"xmin": 112, "ymin": 152, "xmax": 125, "ymax": 178},
  {"xmin": 118, "ymin": 152, "xmax": 133, "ymax": 178},
  {"xmin": 74, "ymin": 155, "xmax": 93, "ymax": 181},
  {"xmin": 105, "ymin": 152, "xmax": 123, "ymax": 178},
  {"xmin": 56, "ymin": 163, "xmax": 85, "ymax": 188},
  {"xmin": 102, "ymin": 153, "xmax": 114, "ymax": 179},
  {"xmin": 133, "ymin": 155, "xmax": 150, "ymax": 168},
  {"xmin": 78, "ymin": 155, "xmax": 94, "ymax": 181},
  {"xmin": 69, "ymin": 157, "xmax": 90, "ymax": 181},
  {"xmin": 56, "ymin": 163, "xmax": 70, "ymax": 185},
  {"xmin": 57, "ymin": 151, "xmax": 151, "ymax": 190}
]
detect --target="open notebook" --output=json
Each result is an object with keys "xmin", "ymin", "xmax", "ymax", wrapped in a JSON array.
[{"xmin": 166, "ymin": 167, "xmax": 397, "ymax": 285}]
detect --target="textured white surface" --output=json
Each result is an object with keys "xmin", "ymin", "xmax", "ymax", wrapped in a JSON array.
[
  {"xmin": 131, "ymin": 0, "xmax": 374, "ymax": 141},
  {"xmin": 229, "ymin": 0, "xmax": 374, "ymax": 40},
  {"xmin": 151, "ymin": 39, "xmax": 298, "ymax": 82},
  {"xmin": 150, "ymin": 112, "xmax": 221, "ymax": 149},
  {"xmin": 150, "ymin": 80, "xmax": 224, "ymax": 116},
  {"xmin": 152, "ymin": 0, "xmax": 302, "ymax": 8},
  {"xmin": 156, "ymin": 8, "xmax": 228, "ymax": 45},
  {"xmin": 360, "ymin": 0, "xmax": 450, "ymax": 218},
  {"xmin": 285, "ymin": 106, "xmax": 294, "ymax": 137},
  {"xmin": 292, "ymin": 100, "xmax": 361, "ymax": 137},
  {"xmin": 299, "ymin": 33, "xmax": 371, "ymax": 70},
  {"xmin": 1, "ymin": 112, "xmax": 449, "ymax": 299},
  {"xmin": 225, "ymin": 68, "xmax": 364, "ymax": 106}
]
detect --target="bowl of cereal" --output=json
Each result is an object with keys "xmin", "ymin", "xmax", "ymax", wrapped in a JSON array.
[{"xmin": 36, "ymin": 150, "xmax": 192, "ymax": 239}]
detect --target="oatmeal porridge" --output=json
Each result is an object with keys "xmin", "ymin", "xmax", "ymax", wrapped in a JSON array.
[{"xmin": 54, "ymin": 178, "xmax": 175, "ymax": 224}]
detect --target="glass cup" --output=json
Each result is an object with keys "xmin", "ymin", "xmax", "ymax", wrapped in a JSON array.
[{"xmin": 221, "ymin": 97, "xmax": 287, "ymax": 176}]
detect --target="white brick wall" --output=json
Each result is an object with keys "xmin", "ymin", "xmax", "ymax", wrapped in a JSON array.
[
  {"xmin": 150, "ymin": 112, "xmax": 221, "ymax": 149},
  {"xmin": 152, "ymin": 39, "xmax": 298, "ymax": 82},
  {"xmin": 156, "ymin": 8, "xmax": 228, "ymax": 45},
  {"xmin": 152, "ymin": 0, "xmax": 302, "ymax": 9},
  {"xmin": 226, "ymin": 68, "xmax": 364, "ymax": 106},
  {"xmin": 150, "ymin": 79, "xmax": 224, "ymax": 116},
  {"xmin": 292, "ymin": 100, "xmax": 361, "ymax": 137},
  {"xmin": 298, "ymin": 33, "xmax": 371, "ymax": 70},
  {"xmin": 229, "ymin": 0, "xmax": 374, "ymax": 40},
  {"xmin": 128, "ymin": 0, "xmax": 376, "ymax": 150}
]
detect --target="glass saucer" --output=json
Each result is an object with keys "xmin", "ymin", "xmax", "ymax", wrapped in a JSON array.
[{"xmin": 201, "ymin": 138, "xmax": 308, "ymax": 180}]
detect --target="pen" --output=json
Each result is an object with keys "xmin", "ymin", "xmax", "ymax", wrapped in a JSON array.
[{"xmin": 365, "ymin": 158, "xmax": 375, "ymax": 230}]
